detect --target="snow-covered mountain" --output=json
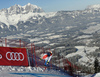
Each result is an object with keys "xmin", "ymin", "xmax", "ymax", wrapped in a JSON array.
[
  {"xmin": 0, "ymin": 3, "xmax": 56, "ymax": 36},
  {"xmin": 86, "ymin": 4, "xmax": 100, "ymax": 10},
  {"xmin": 1, "ymin": 3, "xmax": 100, "ymax": 71},
  {"xmin": 0, "ymin": 3, "xmax": 56, "ymax": 26},
  {"xmin": 1, "ymin": 3, "xmax": 100, "ymax": 47},
  {"xmin": 1, "ymin": 3, "xmax": 100, "ymax": 35},
  {"xmin": 0, "ymin": 3, "xmax": 44, "ymax": 14}
]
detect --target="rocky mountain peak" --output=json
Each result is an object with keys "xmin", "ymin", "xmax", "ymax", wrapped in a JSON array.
[
  {"xmin": 23, "ymin": 3, "xmax": 44, "ymax": 13},
  {"xmin": 0, "ymin": 3, "xmax": 44, "ymax": 15},
  {"xmin": 86, "ymin": 4, "xmax": 100, "ymax": 10}
]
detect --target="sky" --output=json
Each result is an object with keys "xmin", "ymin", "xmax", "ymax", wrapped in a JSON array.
[{"xmin": 0, "ymin": 0, "xmax": 100, "ymax": 12}]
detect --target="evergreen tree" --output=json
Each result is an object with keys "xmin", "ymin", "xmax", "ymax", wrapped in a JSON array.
[
  {"xmin": 94, "ymin": 58, "xmax": 99, "ymax": 73},
  {"xmin": 97, "ymin": 66, "xmax": 100, "ymax": 72}
]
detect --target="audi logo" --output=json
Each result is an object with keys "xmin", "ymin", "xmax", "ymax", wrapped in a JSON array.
[{"xmin": 6, "ymin": 52, "xmax": 24, "ymax": 61}]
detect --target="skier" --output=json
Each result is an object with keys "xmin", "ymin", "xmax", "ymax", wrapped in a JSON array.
[{"xmin": 40, "ymin": 51, "xmax": 52, "ymax": 66}]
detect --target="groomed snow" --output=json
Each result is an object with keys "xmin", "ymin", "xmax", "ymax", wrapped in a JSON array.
[
  {"xmin": 94, "ymin": 73, "xmax": 100, "ymax": 77},
  {"xmin": 0, "ymin": 66, "xmax": 71, "ymax": 77}
]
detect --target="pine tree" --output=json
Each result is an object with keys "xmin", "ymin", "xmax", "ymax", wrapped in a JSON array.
[{"xmin": 94, "ymin": 58, "xmax": 99, "ymax": 73}]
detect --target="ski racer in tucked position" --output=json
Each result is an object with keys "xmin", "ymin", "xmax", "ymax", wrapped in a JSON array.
[{"xmin": 40, "ymin": 51, "xmax": 52, "ymax": 66}]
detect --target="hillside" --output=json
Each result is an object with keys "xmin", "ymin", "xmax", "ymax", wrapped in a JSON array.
[
  {"xmin": 1, "ymin": 3, "xmax": 100, "ymax": 74},
  {"xmin": 0, "ymin": 66, "xmax": 70, "ymax": 77}
]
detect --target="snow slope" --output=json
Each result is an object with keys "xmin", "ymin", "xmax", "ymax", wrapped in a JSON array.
[
  {"xmin": 0, "ymin": 66, "xmax": 71, "ymax": 77},
  {"xmin": 94, "ymin": 73, "xmax": 100, "ymax": 77},
  {"xmin": 65, "ymin": 46, "xmax": 99, "ymax": 66},
  {"xmin": 85, "ymin": 73, "xmax": 100, "ymax": 77}
]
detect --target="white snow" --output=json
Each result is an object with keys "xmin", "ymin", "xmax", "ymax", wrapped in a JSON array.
[
  {"xmin": 77, "ymin": 39, "xmax": 93, "ymax": 45},
  {"xmin": 87, "ymin": 4, "xmax": 100, "ymax": 9},
  {"xmin": 0, "ymin": 25, "xmax": 4, "ymax": 29},
  {"xmin": 0, "ymin": 9, "xmax": 56, "ymax": 27},
  {"xmin": 0, "ymin": 66, "xmax": 69, "ymax": 77},
  {"xmin": 27, "ymin": 30, "xmax": 35, "ymax": 33},
  {"xmin": 0, "ymin": 12, "xmax": 10, "ymax": 26},
  {"xmin": 49, "ymin": 43, "xmax": 59, "ymax": 46},
  {"xmin": 0, "ymin": 12, "xmax": 45, "ymax": 26},
  {"xmin": 29, "ymin": 38, "xmax": 41, "ymax": 42},
  {"xmin": 81, "ymin": 24, "xmax": 100, "ymax": 34},
  {"xmin": 65, "ymin": 46, "xmax": 99, "ymax": 66},
  {"xmin": 22, "ymin": 3, "xmax": 42, "ymax": 10},
  {"xmin": 45, "ymin": 12, "xmax": 57, "ymax": 18},
  {"xmin": 65, "ymin": 26, "xmax": 75, "ymax": 30},
  {"xmin": 5, "ymin": 35, "xmax": 23, "ymax": 39},
  {"xmin": 48, "ymin": 35, "xmax": 62, "ymax": 39},
  {"xmin": 56, "ymin": 46, "xmax": 65, "ymax": 49},
  {"xmin": 34, "ymin": 40, "xmax": 50, "ymax": 44},
  {"xmin": 94, "ymin": 73, "xmax": 100, "ymax": 77},
  {"xmin": 40, "ymin": 33, "xmax": 54, "ymax": 37},
  {"xmin": 76, "ymin": 35, "xmax": 92, "ymax": 39},
  {"xmin": 86, "ymin": 73, "xmax": 100, "ymax": 77}
]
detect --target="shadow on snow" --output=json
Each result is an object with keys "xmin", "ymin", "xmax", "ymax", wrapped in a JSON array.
[{"xmin": 10, "ymin": 72, "xmax": 71, "ymax": 77}]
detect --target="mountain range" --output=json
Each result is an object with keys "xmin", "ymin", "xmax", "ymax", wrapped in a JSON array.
[
  {"xmin": 1, "ymin": 3, "xmax": 100, "ymax": 69},
  {"xmin": 1, "ymin": 3, "xmax": 100, "ymax": 37}
]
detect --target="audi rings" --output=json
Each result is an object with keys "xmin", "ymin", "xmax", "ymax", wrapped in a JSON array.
[{"xmin": 6, "ymin": 52, "xmax": 24, "ymax": 61}]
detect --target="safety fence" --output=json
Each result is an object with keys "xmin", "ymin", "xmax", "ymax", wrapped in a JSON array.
[{"xmin": 0, "ymin": 38, "xmax": 84, "ymax": 76}]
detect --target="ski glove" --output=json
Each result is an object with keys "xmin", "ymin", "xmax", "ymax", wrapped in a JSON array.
[{"xmin": 47, "ymin": 61, "xmax": 49, "ymax": 64}]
